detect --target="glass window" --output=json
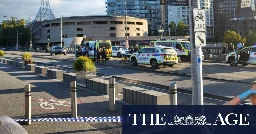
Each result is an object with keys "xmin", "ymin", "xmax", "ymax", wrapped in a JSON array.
[
  {"xmin": 140, "ymin": 48, "xmax": 147, "ymax": 53},
  {"xmin": 161, "ymin": 48, "xmax": 176, "ymax": 53},
  {"xmin": 251, "ymin": 47, "xmax": 256, "ymax": 52}
]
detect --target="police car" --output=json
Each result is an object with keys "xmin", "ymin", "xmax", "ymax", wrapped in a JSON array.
[
  {"xmin": 112, "ymin": 46, "xmax": 129, "ymax": 58},
  {"xmin": 225, "ymin": 46, "xmax": 256, "ymax": 66},
  {"xmin": 130, "ymin": 46, "xmax": 178, "ymax": 68}
]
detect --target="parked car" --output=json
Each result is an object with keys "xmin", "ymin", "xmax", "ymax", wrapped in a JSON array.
[{"xmin": 50, "ymin": 46, "xmax": 67, "ymax": 55}]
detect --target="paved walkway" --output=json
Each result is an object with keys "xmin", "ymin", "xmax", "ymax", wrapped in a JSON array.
[{"xmin": 0, "ymin": 63, "xmax": 122, "ymax": 134}]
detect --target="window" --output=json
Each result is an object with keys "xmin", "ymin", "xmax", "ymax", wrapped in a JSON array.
[
  {"xmin": 136, "ymin": 28, "xmax": 140, "ymax": 31},
  {"xmin": 140, "ymin": 48, "xmax": 147, "ymax": 53},
  {"xmin": 62, "ymin": 34, "xmax": 68, "ymax": 38},
  {"xmin": 110, "ymin": 33, "xmax": 116, "ymax": 37},
  {"xmin": 125, "ymin": 27, "xmax": 130, "ymax": 30},
  {"xmin": 47, "ymin": 30, "xmax": 50, "ymax": 33},
  {"xmin": 77, "ymin": 28, "xmax": 83, "ymax": 31},
  {"xmin": 110, "ymin": 27, "xmax": 116, "ymax": 30},
  {"xmin": 93, "ymin": 21, "xmax": 108, "ymax": 24},
  {"xmin": 77, "ymin": 34, "xmax": 83, "ymax": 37},
  {"xmin": 136, "ymin": 33, "xmax": 140, "ymax": 36},
  {"xmin": 125, "ymin": 33, "xmax": 130, "ymax": 36}
]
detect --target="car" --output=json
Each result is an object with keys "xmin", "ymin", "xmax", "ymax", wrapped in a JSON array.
[
  {"xmin": 225, "ymin": 46, "xmax": 252, "ymax": 66},
  {"xmin": 129, "ymin": 46, "xmax": 178, "ymax": 68},
  {"xmin": 50, "ymin": 46, "xmax": 67, "ymax": 55},
  {"xmin": 112, "ymin": 46, "xmax": 129, "ymax": 58}
]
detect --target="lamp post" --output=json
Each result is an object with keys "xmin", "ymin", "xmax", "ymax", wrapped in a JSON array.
[
  {"xmin": 158, "ymin": 26, "xmax": 164, "ymax": 39},
  {"xmin": 48, "ymin": 38, "xmax": 50, "ymax": 51}
]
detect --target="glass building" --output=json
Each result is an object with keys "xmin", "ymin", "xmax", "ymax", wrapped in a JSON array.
[{"xmin": 105, "ymin": 0, "xmax": 162, "ymax": 36}]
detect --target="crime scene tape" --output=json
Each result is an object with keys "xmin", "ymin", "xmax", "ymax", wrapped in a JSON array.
[{"xmin": 14, "ymin": 116, "xmax": 122, "ymax": 122}]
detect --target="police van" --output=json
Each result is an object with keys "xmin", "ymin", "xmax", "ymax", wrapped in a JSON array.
[
  {"xmin": 226, "ymin": 45, "xmax": 256, "ymax": 66},
  {"xmin": 130, "ymin": 46, "xmax": 178, "ymax": 68}
]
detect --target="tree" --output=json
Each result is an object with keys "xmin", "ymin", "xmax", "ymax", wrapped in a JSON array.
[
  {"xmin": 223, "ymin": 30, "xmax": 242, "ymax": 45},
  {"xmin": 245, "ymin": 32, "xmax": 256, "ymax": 46},
  {"xmin": 168, "ymin": 21, "xmax": 176, "ymax": 36},
  {"xmin": 176, "ymin": 21, "xmax": 189, "ymax": 36},
  {"xmin": 0, "ymin": 18, "xmax": 30, "ymax": 49}
]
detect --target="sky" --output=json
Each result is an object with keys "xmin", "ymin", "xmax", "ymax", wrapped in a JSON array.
[{"xmin": 0, "ymin": 0, "xmax": 106, "ymax": 22}]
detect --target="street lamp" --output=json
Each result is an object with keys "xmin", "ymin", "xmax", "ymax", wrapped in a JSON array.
[
  {"xmin": 47, "ymin": 38, "xmax": 50, "ymax": 51},
  {"xmin": 158, "ymin": 26, "xmax": 164, "ymax": 40}
]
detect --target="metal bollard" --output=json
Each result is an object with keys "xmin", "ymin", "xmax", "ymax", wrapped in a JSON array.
[
  {"xmin": 169, "ymin": 82, "xmax": 177, "ymax": 105},
  {"xmin": 109, "ymin": 78, "xmax": 116, "ymax": 111},
  {"xmin": 70, "ymin": 81, "xmax": 77, "ymax": 118},
  {"xmin": 24, "ymin": 84, "xmax": 31, "ymax": 125}
]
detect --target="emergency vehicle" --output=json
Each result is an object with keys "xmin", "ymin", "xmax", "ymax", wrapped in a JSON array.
[
  {"xmin": 86, "ymin": 40, "xmax": 113, "ymax": 60},
  {"xmin": 153, "ymin": 39, "xmax": 191, "ymax": 62},
  {"xmin": 226, "ymin": 46, "xmax": 256, "ymax": 66},
  {"xmin": 129, "ymin": 46, "xmax": 178, "ymax": 68},
  {"xmin": 112, "ymin": 46, "xmax": 129, "ymax": 58}
]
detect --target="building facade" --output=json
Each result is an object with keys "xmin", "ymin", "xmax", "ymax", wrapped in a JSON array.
[
  {"xmin": 225, "ymin": 7, "xmax": 256, "ymax": 37},
  {"xmin": 167, "ymin": 0, "xmax": 214, "ymax": 39},
  {"xmin": 35, "ymin": 16, "xmax": 148, "ymax": 44},
  {"xmin": 106, "ymin": 0, "xmax": 162, "ymax": 35},
  {"xmin": 213, "ymin": 0, "xmax": 254, "ymax": 41}
]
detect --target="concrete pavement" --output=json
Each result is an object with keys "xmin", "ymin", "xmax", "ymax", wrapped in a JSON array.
[{"xmin": 0, "ymin": 63, "xmax": 122, "ymax": 134}]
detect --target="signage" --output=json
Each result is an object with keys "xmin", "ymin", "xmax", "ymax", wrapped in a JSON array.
[
  {"xmin": 193, "ymin": 9, "xmax": 206, "ymax": 32},
  {"xmin": 160, "ymin": 0, "xmax": 189, "ymax": 6},
  {"xmin": 194, "ymin": 32, "xmax": 206, "ymax": 47}
]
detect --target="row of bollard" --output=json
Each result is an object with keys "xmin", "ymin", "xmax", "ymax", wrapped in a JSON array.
[{"xmin": 24, "ymin": 78, "xmax": 116, "ymax": 125}]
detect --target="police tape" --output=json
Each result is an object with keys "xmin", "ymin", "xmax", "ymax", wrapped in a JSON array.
[{"xmin": 14, "ymin": 116, "xmax": 122, "ymax": 122}]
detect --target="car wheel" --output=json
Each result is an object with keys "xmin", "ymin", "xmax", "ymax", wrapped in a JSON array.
[
  {"xmin": 50, "ymin": 53, "xmax": 52, "ymax": 55},
  {"xmin": 228, "ymin": 57, "xmax": 236, "ymax": 66},
  {"xmin": 131, "ymin": 57, "xmax": 138, "ymax": 66},
  {"xmin": 168, "ymin": 64, "xmax": 174, "ymax": 67},
  {"xmin": 150, "ymin": 59, "xmax": 158, "ymax": 68},
  {"xmin": 117, "ymin": 52, "xmax": 121, "ymax": 58},
  {"xmin": 64, "ymin": 53, "xmax": 66, "ymax": 55},
  {"xmin": 242, "ymin": 63, "xmax": 248, "ymax": 66},
  {"xmin": 181, "ymin": 56, "xmax": 187, "ymax": 62}
]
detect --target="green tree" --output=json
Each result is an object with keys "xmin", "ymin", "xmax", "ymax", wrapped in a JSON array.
[
  {"xmin": 245, "ymin": 32, "xmax": 256, "ymax": 46},
  {"xmin": 223, "ymin": 30, "xmax": 242, "ymax": 45},
  {"xmin": 0, "ymin": 18, "xmax": 30, "ymax": 49},
  {"xmin": 176, "ymin": 21, "xmax": 189, "ymax": 36},
  {"xmin": 168, "ymin": 21, "xmax": 176, "ymax": 36}
]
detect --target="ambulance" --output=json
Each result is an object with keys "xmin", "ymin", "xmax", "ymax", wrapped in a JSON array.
[{"xmin": 129, "ymin": 46, "xmax": 178, "ymax": 68}]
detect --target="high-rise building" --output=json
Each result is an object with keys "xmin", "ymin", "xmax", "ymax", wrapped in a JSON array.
[
  {"xmin": 105, "ymin": 0, "xmax": 162, "ymax": 36},
  {"xmin": 214, "ymin": 0, "xmax": 254, "ymax": 41},
  {"xmin": 167, "ymin": 0, "xmax": 214, "ymax": 39}
]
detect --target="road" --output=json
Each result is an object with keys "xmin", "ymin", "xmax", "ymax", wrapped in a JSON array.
[{"xmin": 4, "ymin": 51, "xmax": 254, "ymax": 102}]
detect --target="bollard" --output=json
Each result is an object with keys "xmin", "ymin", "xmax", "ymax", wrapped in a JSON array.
[
  {"xmin": 70, "ymin": 81, "xmax": 77, "ymax": 118},
  {"xmin": 169, "ymin": 82, "xmax": 177, "ymax": 105},
  {"xmin": 109, "ymin": 78, "xmax": 116, "ymax": 111},
  {"xmin": 24, "ymin": 84, "xmax": 31, "ymax": 125}
]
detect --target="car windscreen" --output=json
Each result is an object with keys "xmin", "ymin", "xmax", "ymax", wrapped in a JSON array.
[
  {"xmin": 251, "ymin": 47, "xmax": 256, "ymax": 52},
  {"xmin": 99, "ymin": 42, "xmax": 111, "ymax": 49},
  {"xmin": 181, "ymin": 42, "xmax": 191, "ymax": 50},
  {"xmin": 161, "ymin": 48, "xmax": 176, "ymax": 53},
  {"xmin": 156, "ymin": 42, "xmax": 173, "ymax": 47},
  {"xmin": 55, "ymin": 47, "xmax": 62, "ymax": 49}
]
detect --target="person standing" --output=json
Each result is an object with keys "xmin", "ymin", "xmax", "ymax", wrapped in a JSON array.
[
  {"xmin": 96, "ymin": 48, "xmax": 100, "ymax": 63},
  {"xmin": 237, "ymin": 42, "xmax": 243, "ymax": 51},
  {"xmin": 222, "ymin": 43, "xmax": 227, "ymax": 54},
  {"xmin": 81, "ymin": 45, "xmax": 86, "ymax": 56},
  {"xmin": 102, "ymin": 48, "xmax": 107, "ymax": 63}
]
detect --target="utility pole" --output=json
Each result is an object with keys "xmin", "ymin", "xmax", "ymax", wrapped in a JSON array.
[
  {"xmin": 60, "ymin": 16, "xmax": 63, "ymax": 47},
  {"xmin": 190, "ymin": 0, "xmax": 205, "ymax": 105},
  {"xmin": 124, "ymin": 0, "xmax": 128, "ymax": 48},
  {"xmin": 16, "ymin": 30, "xmax": 19, "ymax": 50}
]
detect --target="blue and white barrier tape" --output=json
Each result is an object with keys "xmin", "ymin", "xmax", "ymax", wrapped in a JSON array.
[{"xmin": 15, "ymin": 116, "xmax": 122, "ymax": 122}]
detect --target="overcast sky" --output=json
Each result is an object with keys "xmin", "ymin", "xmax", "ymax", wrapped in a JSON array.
[{"xmin": 0, "ymin": 0, "xmax": 106, "ymax": 22}]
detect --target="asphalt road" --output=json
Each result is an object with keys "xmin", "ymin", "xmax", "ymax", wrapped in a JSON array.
[
  {"xmin": 5, "ymin": 51, "xmax": 256, "ymax": 84},
  {"xmin": 3, "ymin": 51, "xmax": 252, "ymax": 101}
]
